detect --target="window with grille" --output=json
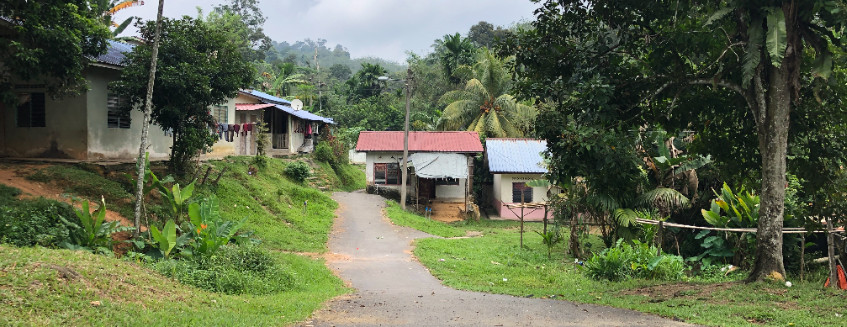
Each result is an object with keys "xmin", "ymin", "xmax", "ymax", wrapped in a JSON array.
[
  {"xmin": 212, "ymin": 105, "xmax": 228, "ymax": 125},
  {"xmin": 107, "ymin": 94, "xmax": 130, "ymax": 128},
  {"xmin": 512, "ymin": 182, "xmax": 533, "ymax": 203},
  {"xmin": 16, "ymin": 92, "xmax": 46, "ymax": 127},
  {"xmin": 374, "ymin": 163, "xmax": 400, "ymax": 185}
]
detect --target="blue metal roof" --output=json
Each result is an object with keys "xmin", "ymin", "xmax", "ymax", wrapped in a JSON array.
[
  {"xmin": 94, "ymin": 40, "xmax": 134, "ymax": 67},
  {"xmin": 273, "ymin": 104, "xmax": 335, "ymax": 124},
  {"xmin": 243, "ymin": 89, "xmax": 291, "ymax": 105},
  {"xmin": 486, "ymin": 138, "xmax": 548, "ymax": 174}
]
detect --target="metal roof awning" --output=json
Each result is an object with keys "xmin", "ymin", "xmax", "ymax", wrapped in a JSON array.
[
  {"xmin": 407, "ymin": 153, "xmax": 468, "ymax": 179},
  {"xmin": 235, "ymin": 103, "xmax": 275, "ymax": 111}
]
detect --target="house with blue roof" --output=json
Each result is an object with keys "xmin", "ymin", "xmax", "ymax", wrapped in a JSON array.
[
  {"xmin": 0, "ymin": 40, "xmax": 173, "ymax": 160},
  {"xmin": 205, "ymin": 89, "xmax": 334, "ymax": 157},
  {"xmin": 0, "ymin": 37, "xmax": 335, "ymax": 161},
  {"xmin": 485, "ymin": 138, "xmax": 557, "ymax": 220}
]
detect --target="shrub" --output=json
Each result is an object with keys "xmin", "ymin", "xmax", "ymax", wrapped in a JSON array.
[
  {"xmin": 584, "ymin": 239, "xmax": 684, "ymax": 281},
  {"xmin": 0, "ymin": 198, "xmax": 74, "ymax": 247},
  {"xmin": 284, "ymin": 161, "xmax": 311, "ymax": 183},
  {"xmin": 313, "ymin": 142, "xmax": 336, "ymax": 165},
  {"xmin": 151, "ymin": 244, "xmax": 294, "ymax": 295}
]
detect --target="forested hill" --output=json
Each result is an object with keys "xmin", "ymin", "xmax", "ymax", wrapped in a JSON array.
[{"xmin": 266, "ymin": 38, "xmax": 407, "ymax": 73}]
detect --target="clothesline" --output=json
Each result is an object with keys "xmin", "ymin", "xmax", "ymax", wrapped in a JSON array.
[{"xmin": 635, "ymin": 218, "xmax": 844, "ymax": 234}]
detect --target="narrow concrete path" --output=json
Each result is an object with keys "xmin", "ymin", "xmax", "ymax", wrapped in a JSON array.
[{"xmin": 303, "ymin": 192, "xmax": 694, "ymax": 327}]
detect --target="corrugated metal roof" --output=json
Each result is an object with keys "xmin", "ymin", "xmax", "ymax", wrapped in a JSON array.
[
  {"xmin": 486, "ymin": 138, "xmax": 548, "ymax": 174},
  {"xmin": 356, "ymin": 131, "xmax": 483, "ymax": 153},
  {"xmin": 235, "ymin": 103, "xmax": 275, "ymax": 111},
  {"xmin": 236, "ymin": 90, "xmax": 335, "ymax": 124},
  {"xmin": 240, "ymin": 89, "xmax": 291, "ymax": 105},
  {"xmin": 94, "ymin": 40, "xmax": 134, "ymax": 67}
]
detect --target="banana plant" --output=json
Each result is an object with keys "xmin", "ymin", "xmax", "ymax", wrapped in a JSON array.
[
  {"xmin": 158, "ymin": 180, "xmax": 195, "ymax": 224},
  {"xmin": 701, "ymin": 182, "xmax": 759, "ymax": 228},
  {"xmin": 186, "ymin": 197, "xmax": 246, "ymax": 257},
  {"xmin": 60, "ymin": 196, "xmax": 134, "ymax": 254},
  {"xmin": 150, "ymin": 219, "xmax": 177, "ymax": 259}
]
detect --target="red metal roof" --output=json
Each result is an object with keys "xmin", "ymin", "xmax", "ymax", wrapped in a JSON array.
[
  {"xmin": 235, "ymin": 103, "xmax": 275, "ymax": 111},
  {"xmin": 356, "ymin": 131, "xmax": 483, "ymax": 153}
]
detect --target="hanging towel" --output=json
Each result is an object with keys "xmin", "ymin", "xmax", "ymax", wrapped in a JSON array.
[
  {"xmin": 305, "ymin": 122, "xmax": 312, "ymax": 135},
  {"xmin": 242, "ymin": 123, "xmax": 249, "ymax": 136},
  {"xmin": 245, "ymin": 123, "xmax": 253, "ymax": 133},
  {"xmin": 216, "ymin": 123, "xmax": 224, "ymax": 140},
  {"xmin": 228, "ymin": 124, "xmax": 236, "ymax": 142}
]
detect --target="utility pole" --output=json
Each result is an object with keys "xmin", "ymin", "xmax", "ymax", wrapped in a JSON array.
[{"xmin": 400, "ymin": 68, "xmax": 413, "ymax": 210}]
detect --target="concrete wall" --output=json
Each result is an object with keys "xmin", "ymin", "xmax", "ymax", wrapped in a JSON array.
[
  {"xmin": 0, "ymin": 83, "xmax": 89, "ymax": 159},
  {"xmin": 348, "ymin": 149, "xmax": 366, "ymax": 164},
  {"xmin": 492, "ymin": 173, "xmax": 555, "ymax": 220},
  {"xmin": 364, "ymin": 151, "xmax": 468, "ymax": 200},
  {"xmin": 85, "ymin": 67, "xmax": 171, "ymax": 160}
]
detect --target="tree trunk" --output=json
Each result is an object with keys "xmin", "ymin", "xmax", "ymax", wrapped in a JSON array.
[
  {"xmin": 748, "ymin": 54, "xmax": 791, "ymax": 282},
  {"xmin": 132, "ymin": 0, "xmax": 165, "ymax": 237},
  {"xmin": 826, "ymin": 216, "xmax": 837, "ymax": 288}
]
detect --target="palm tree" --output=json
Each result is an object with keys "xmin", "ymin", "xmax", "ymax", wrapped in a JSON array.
[
  {"xmin": 436, "ymin": 50, "xmax": 536, "ymax": 138},
  {"xmin": 270, "ymin": 63, "xmax": 307, "ymax": 97},
  {"xmin": 133, "ymin": 0, "xmax": 164, "ymax": 237},
  {"xmin": 98, "ymin": 0, "xmax": 144, "ymax": 38},
  {"xmin": 434, "ymin": 33, "xmax": 476, "ymax": 84}
]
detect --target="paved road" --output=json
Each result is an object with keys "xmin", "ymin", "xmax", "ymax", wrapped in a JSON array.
[{"xmin": 302, "ymin": 191, "xmax": 694, "ymax": 327}]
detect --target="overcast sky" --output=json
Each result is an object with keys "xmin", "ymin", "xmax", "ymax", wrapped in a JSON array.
[{"xmin": 117, "ymin": 0, "xmax": 539, "ymax": 63}]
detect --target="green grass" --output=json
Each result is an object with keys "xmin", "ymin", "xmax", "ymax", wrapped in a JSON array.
[
  {"xmin": 204, "ymin": 157, "xmax": 338, "ymax": 253},
  {"xmin": 412, "ymin": 223, "xmax": 847, "ymax": 327},
  {"xmin": 0, "ymin": 245, "xmax": 345, "ymax": 326},
  {"xmin": 1, "ymin": 156, "xmax": 349, "ymax": 326},
  {"xmin": 383, "ymin": 201, "xmax": 466, "ymax": 238},
  {"xmin": 26, "ymin": 164, "xmax": 137, "ymax": 218}
]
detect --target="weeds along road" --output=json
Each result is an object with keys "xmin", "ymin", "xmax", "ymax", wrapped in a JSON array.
[{"xmin": 303, "ymin": 191, "xmax": 694, "ymax": 327}]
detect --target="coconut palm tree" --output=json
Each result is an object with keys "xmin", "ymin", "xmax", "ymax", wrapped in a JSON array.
[
  {"xmin": 436, "ymin": 49, "xmax": 536, "ymax": 138},
  {"xmin": 97, "ymin": 0, "xmax": 144, "ymax": 38},
  {"xmin": 270, "ymin": 63, "xmax": 307, "ymax": 97}
]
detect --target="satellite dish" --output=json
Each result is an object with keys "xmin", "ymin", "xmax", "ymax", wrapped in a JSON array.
[{"xmin": 291, "ymin": 99, "xmax": 303, "ymax": 111}]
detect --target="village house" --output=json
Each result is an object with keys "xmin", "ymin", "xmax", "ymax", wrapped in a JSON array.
[
  {"xmin": 485, "ymin": 138, "xmax": 556, "ymax": 221},
  {"xmin": 0, "ymin": 40, "xmax": 172, "ymax": 161},
  {"xmin": 355, "ymin": 131, "xmax": 483, "ymax": 206},
  {"xmin": 0, "ymin": 40, "xmax": 333, "ymax": 161}
]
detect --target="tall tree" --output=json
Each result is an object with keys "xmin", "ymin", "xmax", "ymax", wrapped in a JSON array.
[
  {"xmin": 213, "ymin": 0, "xmax": 271, "ymax": 61},
  {"xmin": 0, "ymin": 0, "xmax": 110, "ymax": 104},
  {"xmin": 507, "ymin": 0, "xmax": 847, "ymax": 281},
  {"xmin": 346, "ymin": 62, "xmax": 388, "ymax": 100},
  {"xmin": 132, "ymin": 0, "xmax": 164, "ymax": 237},
  {"xmin": 113, "ymin": 16, "xmax": 254, "ymax": 175},
  {"xmin": 97, "ymin": 0, "xmax": 144, "ymax": 38},
  {"xmin": 437, "ymin": 49, "xmax": 536, "ymax": 137},
  {"xmin": 433, "ymin": 33, "xmax": 477, "ymax": 84}
]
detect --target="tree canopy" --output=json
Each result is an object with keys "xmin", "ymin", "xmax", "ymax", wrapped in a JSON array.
[
  {"xmin": 0, "ymin": 0, "xmax": 110, "ymax": 104},
  {"xmin": 112, "ymin": 16, "xmax": 254, "ymax": 175},
  {"xmin": 505, "ymin": 0, "xmax": 847, "ymax": 281}
]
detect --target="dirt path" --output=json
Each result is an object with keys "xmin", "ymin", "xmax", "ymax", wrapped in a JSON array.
[
  {"xmin": 0, "ymin": 165, "xmax": 135, "ymax": 228},
  {"xmin": 302, "ymin": 191, "xmax": 695, "ymax": 327}
]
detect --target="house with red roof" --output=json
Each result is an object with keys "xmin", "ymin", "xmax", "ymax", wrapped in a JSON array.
[{"xmin": 355, "ymin": 131, "xmax": 483, "ymax": 204}]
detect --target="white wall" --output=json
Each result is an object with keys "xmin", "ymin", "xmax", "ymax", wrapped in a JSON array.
[
  {"xmin": 348, "ymin": 149, "xmax": 366, "ymax": 164},
  {"xmin": 495, "ymin": 173, "xmax": 549, "ymax": 204},
  {"xmin": 85, "ymin": 67, "xmax": 171, "ymax": 160}
]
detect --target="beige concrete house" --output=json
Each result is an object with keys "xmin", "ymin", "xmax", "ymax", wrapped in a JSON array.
[
  {"xmin": 0, "ymin": 39, "xmax": 334, "ymax": 162},
  {"xmin": 206, "ymin": 89, "xmax": 334, "ymax": 158},
  {"xmin": 0, "ymin": 40, "xmax": 172, "ymax": 160}
]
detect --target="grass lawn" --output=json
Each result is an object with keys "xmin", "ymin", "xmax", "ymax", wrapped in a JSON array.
[
  {"xmin": 386, "ymin": 206, "xmax": 847, "ymax": 326},
  {"xmin": 0, "ymin": 156, "xmax": 359, "ymax": 326}
]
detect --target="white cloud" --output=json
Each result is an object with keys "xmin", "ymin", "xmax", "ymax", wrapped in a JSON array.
[{"xmin": 116, "ymin": 0, "xmax": 538, "ymax": 63}]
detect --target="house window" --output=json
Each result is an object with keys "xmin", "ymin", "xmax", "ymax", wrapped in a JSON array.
[
  {"xmin": 16, "ymin": 92, "xmax": 46, "ymax": 127},
  {"xmin": 374, "ymin": 163, "xmax": 400, "ymax": 185},
  {"xmin": 512, "ymin": 182, "xmax": 533, "ymax": 203},
  {"xmin": 435, "ymin": 178, "xmax": 459, "ymax": 185},
  {"xmin": 107, "ymin": 93, "xmax": 130, "ymax": 129},
  {"xmin": 212, "ymin": 105, "xmax": 228, "ymax": 125}
]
